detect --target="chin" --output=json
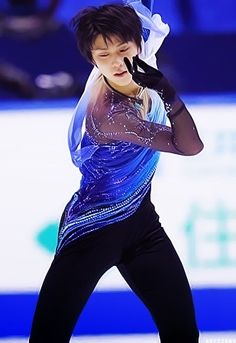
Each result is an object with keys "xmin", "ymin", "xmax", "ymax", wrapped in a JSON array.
[{"xmin": 112, "ymin": 76, "xmax": 132, "ymax": 87}]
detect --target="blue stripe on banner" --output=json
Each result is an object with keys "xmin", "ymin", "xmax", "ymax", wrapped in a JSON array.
[
  {"xmin": 0, "ymin": 99, "xmax": 77, "ymax": 111},
  {"xmin": 0, "ymin": 93, "xmax": 236, "ymax": 111},
  {"xmin": 0, "ymin": 289, "xmax": 236, "ymax": 337}
]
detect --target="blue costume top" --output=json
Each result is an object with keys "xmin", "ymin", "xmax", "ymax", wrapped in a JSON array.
[
  {"xmin": 56, "ymin": 77, "xmax": 167, "ymax": 254},
  {"xmin": 56, "ymin": 1, "xmax": 202, "ymax": 254}
]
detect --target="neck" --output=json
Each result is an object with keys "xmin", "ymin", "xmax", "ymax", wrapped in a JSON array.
[{"xmin": 106, "ymin": 78, "xmax": 142, "ymax": 98}]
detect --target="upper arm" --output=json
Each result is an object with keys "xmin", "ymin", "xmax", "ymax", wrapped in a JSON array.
[{"xmin": 97, "ymin": 108, "xmax": 185, "ymax": 155}]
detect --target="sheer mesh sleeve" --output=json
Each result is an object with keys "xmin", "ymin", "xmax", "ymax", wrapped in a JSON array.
[
  {"xmin": 88, "ymin": 96, "xmax": 203, "ymax": 156},
  {"xmin": 166, "ymin": 96, "xmax": 204, "ymax": 155}
]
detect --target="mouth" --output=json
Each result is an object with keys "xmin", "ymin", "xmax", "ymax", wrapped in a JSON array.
[{"xmin": 114, "ymin": 71, "xmax": 127, "ymax": 77}]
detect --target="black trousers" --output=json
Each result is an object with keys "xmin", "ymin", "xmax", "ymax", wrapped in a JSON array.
[{"xmin": 29, "ymin": 190, "xmax": 199, "ymax": 342}]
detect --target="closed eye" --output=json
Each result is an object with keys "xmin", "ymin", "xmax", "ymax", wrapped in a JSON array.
[
  {"xmin": 120, "ymin": 48, "xmax": 129, "ymax": 52},
  {"xmin": 99, "ymin": 47, "xmax": 129, "ymax": 57}
]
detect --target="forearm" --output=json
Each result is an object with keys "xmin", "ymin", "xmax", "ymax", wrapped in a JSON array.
[
  {"xmin": 150, "ymin": 73, "xmax": 203, "ymax": 155},
  {"xmin": 166, "ymin": 95, "xmax": 204, "ymax": 155},
  {"xmin": 124, "ymin": 56, "xmax": 204, "ymax": 155}
]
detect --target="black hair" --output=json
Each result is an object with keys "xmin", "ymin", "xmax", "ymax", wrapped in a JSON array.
[{"xmin": 71, "ymin": 3, "xmax": 143, "ymax": 63}]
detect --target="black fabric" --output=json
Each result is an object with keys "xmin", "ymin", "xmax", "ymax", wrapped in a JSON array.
[
  {"xmin": 124, "ymin": 55, "xmax": 176, "ymax": 104},
  {"xmin": 29, "ymin": 190, "xmax": 199, "ymax": 343}
]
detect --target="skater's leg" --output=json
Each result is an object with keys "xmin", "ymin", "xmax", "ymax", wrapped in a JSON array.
[
  {"xmin": 118, "ymin": 223, "xmax": 199, "ymax": 343},
  {"xmin": 29, "ymin": 230, "xmax": 119, "ymax": 343}
]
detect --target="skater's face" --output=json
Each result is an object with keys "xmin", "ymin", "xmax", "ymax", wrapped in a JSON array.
[{"xmin": 91, "ymin": 34, "xmax": 140, "ymax": 92}]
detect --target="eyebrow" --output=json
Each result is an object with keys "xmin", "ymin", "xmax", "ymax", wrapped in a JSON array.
[{"xmin": 92, "ymin": 42, "xmax": 128, "ymax": 51}]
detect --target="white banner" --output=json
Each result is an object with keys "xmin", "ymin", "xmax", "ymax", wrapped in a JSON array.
[{"xmin": 0, "ymin": 103, "xmax": 236, "ymax": 291}]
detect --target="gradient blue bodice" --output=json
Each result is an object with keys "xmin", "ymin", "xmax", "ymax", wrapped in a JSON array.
[{"xmin": 56, "ymin": 128, "xmax": 161, "ymax": 254}]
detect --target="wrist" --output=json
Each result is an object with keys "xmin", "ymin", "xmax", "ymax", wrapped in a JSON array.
[{"xmin": 156, "ymin": 76, "xmax": 176, "ymax": 103}]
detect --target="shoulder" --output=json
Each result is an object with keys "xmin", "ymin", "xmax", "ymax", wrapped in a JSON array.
[{"xmin": 92, "ymin": 86, "xmax": 137, "ymax": 122}]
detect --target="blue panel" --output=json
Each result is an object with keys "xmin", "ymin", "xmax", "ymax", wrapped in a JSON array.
[
  {"xmin": 194, "ymin": 289, "xmax": 236, "ymax": 332},
  {"xmin": 0, "ymin": 99, "xmax": 77, "ymax": 111},
  {"xmin": 0, "ymin": 94, "xmax": 236, "ymax": 112},
  {"xmin": 0, "ymin": 289, "xmax": 236, "ymax": 337}
]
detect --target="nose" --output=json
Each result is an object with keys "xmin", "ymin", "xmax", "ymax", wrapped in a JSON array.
[{"xmin": 111, "ymin": 54, "xmax": 124, "ymax": 68}]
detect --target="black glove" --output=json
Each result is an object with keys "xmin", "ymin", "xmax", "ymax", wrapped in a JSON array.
[{"xmin": 124, "ymin": 55, "xmax": 176, "ymax": 106}]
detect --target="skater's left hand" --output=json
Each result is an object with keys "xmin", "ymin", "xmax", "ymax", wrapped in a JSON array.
[{"xmin": 124, "ymin": 55, "xmax": 176, "ymax": 104}]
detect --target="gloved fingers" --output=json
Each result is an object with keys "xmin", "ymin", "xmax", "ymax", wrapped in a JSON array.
[
  {"xmin": 134, "ymin": 55, "xmax": 155, "ymax": 72},
  {"xmin": 124, "ymin": 57, "xmax": 133, "ymax": 75},
  {"xmin": 132, "ymin": 56, "xmax": 138, "ymax": 73}
]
